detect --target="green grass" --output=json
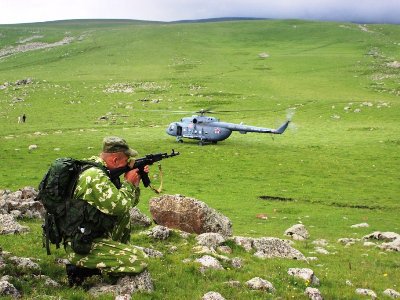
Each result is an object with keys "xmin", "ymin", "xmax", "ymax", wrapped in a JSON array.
[{"xmin": 0, "ymin": 19, "xmax": 399, "ymax": 299}]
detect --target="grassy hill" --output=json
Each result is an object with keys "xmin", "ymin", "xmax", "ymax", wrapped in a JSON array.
[{"xmin": 0, "ymin": 19, "xmax": 399, "ymax": 299}]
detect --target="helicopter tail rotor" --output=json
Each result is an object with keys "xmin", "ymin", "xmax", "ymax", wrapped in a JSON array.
[{"xmin": 273, "ymin": 120, "xmax": 291, "ymax": 134}]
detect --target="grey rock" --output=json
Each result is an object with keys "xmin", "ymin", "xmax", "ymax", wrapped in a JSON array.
[
  {"xmin": 288, "ymin": 268, "xmax": 320, "ymax": 286},
  {"xmin": 253, "ymin": 237, "xmax": 306, "ymax": 260},
  {"xmin": 88, "ymin": 270, "xmax": 154, "ymax": 297},
  {"xmin": 350, "ymin": 223, "xmax": 369, "ymax": 228},
  {"xmin": 231, "ymin": 236, "xmax": 254, "ymax": 252},
  {"xmin": 147, "ymin": 225, "xmax": 171, "ymax": 240},
  {"xmin": 314, "ymin": 247, "xmax": 330, "ymax": 255},
  {"xmin": 363, "ymin": 231, "xmax": 400, "ymax": 242},
  {"xmin": 230, "ymin": 257, "xmax": 243, "ymax": 269},
  {"xmin": 224, "ymin": 280, "xmax": 241, "ymax": 287},
  {"xmin": 312, "ymin": 239, "xmax": 328, "ymax": 247},
  {"xmin": 0, "ymin": 187, "xmax": 43, "ymax": 219},
  {"xmin": 202, "ymin": 291, "xmax": 226, "ymax": 300},
  {"xmin": 285, "ymin": 224, "xmax": 309, "ymax": 240},
  {"xmin": 9, "ymin": 256, "xmax": 40, "ymax": 271},
  {"xmin": 136, "ymin": 247, "xmax": 164, "ymax": 258},
  {"xmin": 196, "ymin": 233, "xmax": 226, "ymax": 248},
  {"xmin": 338, "ymin": 238, "xmax": 361, "ymax": 247},
  {"xmin": 217, "ymin": 245, "xmax": 232, "ymax": 254},
  {"xmin": 0, "ymin": 214, "xmax": 29, "ymax": 234},
  {"xmin": 116, "ymin": 270, "xmax": 154, "ymax": 295},
  {"xmin": 130, "ymin": 207, "xmax": 152, "ymax": 227},
  {"xmin": 380, "ymin": 238, "xmax": 400, "ymax": 252},
  {"xmin": 383, "ymin": 289, "xmax": 400, "ymax": 299},
  {"xmin": 355, "ymin": 288, "xmax": 377, "ymax": 299},
  {"xmin": 115, "ymin": 294, "xmax": 131, "ymax": 300},
  {"xmin": 305, "ymin": 287, "xmax": 323, "ymax": 300},
  {"xmin": 0, "ymin": 280, "xmax": 21, "ymax": 298},
  {"xmin": 88, "ymin": 283, "xmax": 118, "ymax": 297},
  {"xmin": 195, "ymin": 255, "xmax": 223, "ymax": 271},
  {"xmin": 246, "ymin": 277, "xmax": 275, "ymax": 292},
  {"xmin": 33, "ymin": 275, "xmax": 60, "ymax": 287}
]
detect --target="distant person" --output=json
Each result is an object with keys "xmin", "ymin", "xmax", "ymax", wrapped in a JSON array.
[
  {"xmin": 22, "ymin": 114, "xmax": 26, "ymax": 123},
  {"xmin": 17, "ymin": 116, "xmax": 22, "ymax": 123},
  {"xmin": 65, "ymin": 136, "xmax": 151, "ymax": 286}
]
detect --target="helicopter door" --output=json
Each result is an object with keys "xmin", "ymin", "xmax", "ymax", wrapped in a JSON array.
[{"xmin": 177, "ymin": 125, "xmax": 182, "ymax": 136}]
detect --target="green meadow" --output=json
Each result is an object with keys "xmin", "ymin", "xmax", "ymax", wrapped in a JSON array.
[{"xmin": 0, "ymin": 19, "xmax": 399, "ymax": 299}]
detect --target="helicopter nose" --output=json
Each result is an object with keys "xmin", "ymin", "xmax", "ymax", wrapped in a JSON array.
[{"xmin": 166, "ymin": 123, "xmax": 176, "ymax": 136}]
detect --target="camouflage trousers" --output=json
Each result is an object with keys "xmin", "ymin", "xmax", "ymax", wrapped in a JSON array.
[{"xmin": 67, "ymin": 238, "xmax": 148, "ymax": 276}]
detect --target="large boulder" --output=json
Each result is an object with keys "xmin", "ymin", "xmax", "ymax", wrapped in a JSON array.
[{"xmin": 149, "ymin": 194, "xmax": 232, "ymax": 236}]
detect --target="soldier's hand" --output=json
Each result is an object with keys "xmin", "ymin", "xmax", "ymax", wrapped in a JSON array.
[{"xmin": 125, "ymin": 169, "xmax": 141, "ymax": 187}]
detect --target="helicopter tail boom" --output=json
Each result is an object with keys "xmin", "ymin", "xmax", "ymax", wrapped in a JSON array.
[{"xmin": 210, "ymin": 120, "xmax": 290, "ymax": 134}]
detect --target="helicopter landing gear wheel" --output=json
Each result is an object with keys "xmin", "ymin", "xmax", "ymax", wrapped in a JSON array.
[
  {"xmin": 198, "ymin": 141, "xmax": 204, "ymax": 146},
  {"xmin": 176, "ymin": 137, "xmax": 183, "ymax": 143}
]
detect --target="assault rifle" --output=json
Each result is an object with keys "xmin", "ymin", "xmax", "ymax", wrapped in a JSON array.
[{"xmin": 109, "ymin": 149, "xmax": 180, "ymax": 190}]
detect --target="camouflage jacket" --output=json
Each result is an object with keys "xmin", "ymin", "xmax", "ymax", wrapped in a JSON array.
[{"xmin": 73, "ymin": 156, "xmax": 140, "ymax": 243}]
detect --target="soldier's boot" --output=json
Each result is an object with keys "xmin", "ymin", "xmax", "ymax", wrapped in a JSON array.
[{"xmin": 66, "ymin": 264, "xmax": 101, "ymax": 287}]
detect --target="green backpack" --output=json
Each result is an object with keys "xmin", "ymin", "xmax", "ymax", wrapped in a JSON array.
[{"xmin": 36, "ymin": 158, "xmax": 117, "ymax": 255}]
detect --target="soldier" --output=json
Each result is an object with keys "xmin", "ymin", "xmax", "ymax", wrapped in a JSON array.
[{"xmin": 65, "ymin": 136, "xmax": 151, "ymax": 286}]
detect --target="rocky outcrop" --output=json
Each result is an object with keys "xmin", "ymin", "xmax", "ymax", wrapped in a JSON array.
[
  {"xmin": 0, "ymin": 187, "xmax": 43, "ymax": 219},
  {"xmin": 149, "ymin": 194, "xmax": 232, "ymax": 236}
]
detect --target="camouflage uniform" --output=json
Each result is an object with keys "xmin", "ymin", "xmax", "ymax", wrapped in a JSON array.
[{"xmin": 66, "ymin": 156, "xmax": 148, "ymax": 275}]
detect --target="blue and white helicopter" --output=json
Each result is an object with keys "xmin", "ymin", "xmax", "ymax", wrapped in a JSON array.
[{"xmin": 166, "ymin": 109, "xmax": 291, "ymax": 145}]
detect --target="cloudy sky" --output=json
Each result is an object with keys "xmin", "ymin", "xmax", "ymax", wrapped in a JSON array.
[{"xmin": 1, "ymin": 0, "xmax": 399, "ymax": 25}]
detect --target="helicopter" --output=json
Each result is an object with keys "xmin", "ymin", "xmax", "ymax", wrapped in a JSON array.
[{"xmin": 166, "ymin": 109, "xmax": 291, "ymax": 145}]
